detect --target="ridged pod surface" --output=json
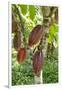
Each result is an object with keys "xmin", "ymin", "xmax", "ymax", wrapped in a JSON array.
[
  {"xmin": 33, "ymin": 50, "xmax": 44, "ymax": 76},
  {"xmin": 17, "ymin": 48, "xmax": 26, "ymax": 64},
  {"xmin": 29, "ymin": 25, "xmax": 43, "ymax": 47}
]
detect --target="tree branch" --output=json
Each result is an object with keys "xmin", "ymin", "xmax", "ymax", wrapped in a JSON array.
[{"xmin": 13, "ymin": 5, "xmax": 27, "ymax": 47}]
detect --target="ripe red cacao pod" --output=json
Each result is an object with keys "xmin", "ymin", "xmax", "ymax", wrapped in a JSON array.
[
  {"xmin": 33, "ymin": 50, "xmax": 44, "ymax": 76},
  {"xmin": 28, "ymin": 25, "xmax": 43, "ymax": 47},
  {"xmin": 13, "ymin": 31, "xmax": 21, "ymax": 51},
  {"xmin": 17, "ymin": 48, "xmax": 26, "ymax": 64}
]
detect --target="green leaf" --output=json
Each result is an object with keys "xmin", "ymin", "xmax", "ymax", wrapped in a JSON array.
[
  {"xmin": 49, "ymin": 23, "xmax": 58, "ymax": 35},
  {"xmin": 48, "ymin": 23, "xmax": 58, "ymax": 44},
  {"xmin": 24, "ymin": 29, "xmax": 30, "ymax": 39},
  {"xmin": 20, "ymin": 5, "xmax": 27, "ymax": 15},
  {"xmin": 29, "ymin": 5, "xmax": 36, "ymax": 20}
]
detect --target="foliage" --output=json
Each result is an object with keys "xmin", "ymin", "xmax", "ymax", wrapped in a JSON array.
[
  {"xmin": 43, "ymin": 48, "xmax": 58, "ymax": 83},
  {"xmin": 12, "ymin": 49, "xmax": 34, "ymax": 85},
  {"xmin": 48, "ymin": 23, "xmax": 58, "ymax": 48}
]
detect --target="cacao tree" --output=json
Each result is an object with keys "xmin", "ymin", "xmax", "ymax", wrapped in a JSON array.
[{"xmin": 12, "ymin": 4, "xmax": 58, "ymax": 85}]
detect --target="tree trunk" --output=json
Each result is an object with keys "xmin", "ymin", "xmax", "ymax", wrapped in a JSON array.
[
  {"xmin": 34, "ymin": 70, "xmax": 43, "ymax": 84},
  {"xmin": 34, "ymin": 7, "xmax": 57, "ymax": 84}
]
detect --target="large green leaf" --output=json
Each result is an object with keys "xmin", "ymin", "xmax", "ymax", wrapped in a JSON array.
[
  {"xmin": 49, "ymin": 23, "xmax": 58, "ymax": 35},
  {"xmin": 20, "ymin": 5, "xmax": 27, "ymax": 15},
  {"xmin": 48, "ymin": 23, "xmax": 58, "ymax": 46},
  {"xmin": 29, "ymin": 5, "xmax": 36, "ymax": 20}
]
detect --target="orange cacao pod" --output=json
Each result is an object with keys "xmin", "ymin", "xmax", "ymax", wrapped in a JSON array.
[
  {"xmin": 28, "ymin": 25, "xmax": 43, "ymax": 47},
  {"xmin": 33, "ymin": 50, "xmax": 44, "ymax": 76},
  {"xmin": 17, "ymin": 48, "xmax": 26, "ymax": 64},
  {"xmin": 13, "ymin": 31, "xmax": 21, "ymax": 51}
]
